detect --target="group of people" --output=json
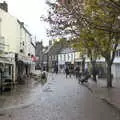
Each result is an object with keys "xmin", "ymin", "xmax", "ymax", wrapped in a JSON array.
[
  {"xmin": 65, "ymin": 65, "xmax": 80, "ymax": 78},
  {"xmin": 52, "ymin": 64, "xmax": 88, "ymax": 79}
]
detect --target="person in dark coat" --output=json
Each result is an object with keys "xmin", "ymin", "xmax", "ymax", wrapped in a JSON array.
[
  {"xmin": 54, "ymin": 65, "xmax": 58, "ymax": 74},
  {"xmin": 75, "ymin": 66, "xmax": 80, "ymax": 78},
  {"xmin": 65, "ymin": 66, "xmax": 69, "ymax": 78}
]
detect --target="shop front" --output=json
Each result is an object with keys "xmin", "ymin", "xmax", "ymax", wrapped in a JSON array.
[{"xmin": 0, "ymin": 57, "xmax": 14, "ymax": 92}]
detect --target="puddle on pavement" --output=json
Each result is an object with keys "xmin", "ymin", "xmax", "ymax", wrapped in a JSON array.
[
  {"xmin": 0, "ymin": 77, "xmax": 48, "ymax": 109},
  {"xmin": 32, "ymin": 74, "xmax": 47, "ymax": 86}
]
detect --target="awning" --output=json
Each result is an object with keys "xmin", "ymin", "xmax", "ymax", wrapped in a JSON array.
[
  {"xmin": 18, "ymin": 54, "xmax": 35, "ymax": 64},
  {"xmin": 0, "ymin": 57, "xmax": 14, "ymax": 65}
]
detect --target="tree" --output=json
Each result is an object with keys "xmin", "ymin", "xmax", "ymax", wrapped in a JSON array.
[
  {"xmin": 44, "ymin": 0, "xmax": 120, "ymax": 87},
  {"xmin": 72, "ymin": 0, "xmax": 120, "ymax": 87},
  {"xmin": 72, "ymin": 28, "xmax": 100, "ymax": 81},
  {"xmin": 84, "ymin": 0, "xmax": 120, "ymax": 87}
]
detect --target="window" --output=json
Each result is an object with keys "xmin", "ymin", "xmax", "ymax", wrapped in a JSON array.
[
  {"xmin": 68, "ymin": 54, "xmax": 69, "ymax": 60},
  {"xmin": 64, "ymin": 54, "xmax": 66, "ymax": 61},
  {"xmin": 119, "ymin": 50, "xmax": 120, "ymax": 57},
  {"xmin": 52, "ymin": 56, "xmax": 54, "ymax": 60},
  {"xmin": 79, "ymin": 52, "xmax": 81, "ymax": 58},
  {"xmin": 115, "ymin": 50, "xmax": 120, "ymax": 57},
  {"xmin": 49, "ymin": 56, "xmax": 51, "ymax": 60},
  {"xmin": 71, "ymin": 54, "xmax": 73, "ymax": 60},
  {"xmin": 55, "ymin": 55, "xmax": 57, "ymax": 60},
  {"xmin": 60, "ymin": 54, "xmax": 62, "ymax": 61},
  {"xmin": 68, "ymin": 0, "xmax": 71, "ymax": 4}
]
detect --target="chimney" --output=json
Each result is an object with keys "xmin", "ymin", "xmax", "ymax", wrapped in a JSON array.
[{"xmin": 0, "ymin": 1, "xmax": 8, "ymax": 12}]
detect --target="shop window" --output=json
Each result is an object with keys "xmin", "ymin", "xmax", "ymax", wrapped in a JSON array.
[
  {"xmin": 9, "ymin": 66, "xmax": 11, "ymax": 75},
  {"xmin": 119, "ymin": 50, "xmax": 120, "ymax": 57},
  {"xmin": 116, "ymin": 50, "xmax": 120, "ymax": 57}
]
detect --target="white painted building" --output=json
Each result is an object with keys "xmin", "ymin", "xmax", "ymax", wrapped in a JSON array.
[
  {"xmin": 58, "ymin": 46, "xmax": 120, "ymax": 78},
  {"xmin": 0, "ymin": 4, "xmax": 35, "ymax": 83},
  {"xmin": 75, "ymin": 51, "xmax": 120, "ymax": 78},
  {"xmin": 58, "ymin": 48, "xmax": 75, "ymax": 72},
  {"xmin": 112, "ymin": 47, "xmax": 120, "ymax": 78},
  {"xmin": 58, "ymin": 48, "xmax": 75, "ymax": 64}
]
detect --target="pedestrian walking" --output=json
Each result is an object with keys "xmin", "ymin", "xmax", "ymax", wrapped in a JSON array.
[
  {"xmin": 65, "ymin": 66, "xmax": 69, "ymax": 78},
  {"xmin": 55, "ymin": 65, "xmax": 58, "ymax": 74},
  {"xmin": 75, "ymin": 66, "xmax": 80, "ymax": 78},
  {"xmin": 69, "ymin": 65, "xmax": 73, "ymax": 78}
]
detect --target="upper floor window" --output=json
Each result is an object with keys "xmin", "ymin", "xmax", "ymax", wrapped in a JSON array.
[{"xmin": 115, "ymin": 49, "xmax": 120, "ymax": 57}]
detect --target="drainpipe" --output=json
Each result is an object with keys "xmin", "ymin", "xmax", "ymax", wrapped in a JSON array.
[{"xmin": 0, "ymin": 18, "xmax": 1, "ymax": 37}]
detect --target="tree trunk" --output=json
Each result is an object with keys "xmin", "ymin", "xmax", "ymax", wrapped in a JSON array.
[
  {"xmin": 106, "ymin": 62, "xmax": 112, "ymax": 88},
  {"xmin": 91, "ymin": 60, "xmax": 97, "ymax": 81},
  {"xmin": 82, "ymin": 57, "xmax": 85, "ymax": 73}
]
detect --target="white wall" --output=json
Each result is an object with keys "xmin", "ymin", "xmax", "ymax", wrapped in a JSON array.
[
  {"xmin": 58, "ymin": 52, "xmax": 75, "ymax": 65},
  {"xmin": 0, "ymin": 8, "xmax": 36, "ymax": 78},
  {"xmin": 0, "ymin": 9, "xmax": 20, "ymax": 53}
]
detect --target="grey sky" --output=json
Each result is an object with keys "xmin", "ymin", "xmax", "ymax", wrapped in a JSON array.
[{"xmin": 5, "ymin": 0, "xmax": 50, "ymax": 46}]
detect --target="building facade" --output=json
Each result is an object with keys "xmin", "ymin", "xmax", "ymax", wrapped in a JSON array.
[
  {"xmin": 58, "ymin": 47, "xmax": 75, "ymax": 72},
  {"xmin": 0, "ymin": 2, "xmax": 35, "ymax": 85},
  {"xmin": 35, "ymin": 41, "xmax": 43, "ymax": 70}
]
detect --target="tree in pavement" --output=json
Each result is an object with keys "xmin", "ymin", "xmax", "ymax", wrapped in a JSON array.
[
  {"xmin": 44, "ymin": 0, "xmax": 120, "ymax": 88},
  {"xmin": 84, "ymin": 0, "xmax": 120, "ymax": 87},
  {"xmin": 72, "ymin": 28, "xmax": 101, "ymax": 81}
]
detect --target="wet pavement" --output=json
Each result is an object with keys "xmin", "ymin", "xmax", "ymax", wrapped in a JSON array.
[
  {"xmin": 85, "ymin": 78, "xmax": 120, "ymax": 112},
  {"xmin": 0, "ymin": 73, "xmax": 120, "ymax": 120},
  {"xmin": 0, "ymin": 73, "xmax": 46, "ymax": 110}
]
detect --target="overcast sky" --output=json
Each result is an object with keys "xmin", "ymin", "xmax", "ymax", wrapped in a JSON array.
[{"xmin": 5, "ymin": 0, "xmax": 50, "ymax": 46}]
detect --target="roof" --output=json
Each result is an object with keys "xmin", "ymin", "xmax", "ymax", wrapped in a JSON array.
[
  {"xmin": 17, "ymin": 19, "xmax": 32, "ymax": 36},
  {"xmin": 59, "ymin": 47, "xmax": 76, "ymax": 54}
]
